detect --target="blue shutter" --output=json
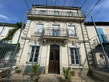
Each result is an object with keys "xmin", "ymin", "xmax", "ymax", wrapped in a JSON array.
[{"xmin": 97, "ymin": 28, "xmax": 106, "ymax": 43}]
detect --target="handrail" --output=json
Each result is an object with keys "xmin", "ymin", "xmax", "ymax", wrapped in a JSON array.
[
  {"xmin": 34, "ymin": 28, "xmax": 76, "ymax": 37},
  {"xmin": 28, "ymin": 10, "xmax": 85, "ymax": 18}
]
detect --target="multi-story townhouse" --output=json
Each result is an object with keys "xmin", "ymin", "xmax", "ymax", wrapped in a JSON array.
[{"xmin": 17, "ymin": 5, "xmax": 92, "ymax": 75}]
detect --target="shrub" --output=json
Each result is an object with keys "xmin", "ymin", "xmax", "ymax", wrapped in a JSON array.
[
  {"xmin": 16, "ymin": 69, "xmax": 22, "ymax": 73},
  {"xmin": 63, "ymin": 67, "xmax": 71, "ymax": 81}
]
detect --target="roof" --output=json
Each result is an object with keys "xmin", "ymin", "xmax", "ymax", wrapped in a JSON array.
[
  {"xmin": 0, "ymin": 23, "xmax": 16, "ymax": 27},
  {"xmin": 32, "ymin": 4, "xmax": 81, "ymax": 10},
  {"xmin": 84, "ymin": 22, "xmax": 109, "ymax": 26}
]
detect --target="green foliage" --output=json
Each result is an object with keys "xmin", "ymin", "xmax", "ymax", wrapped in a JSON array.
[
  {"xmin": 32, "ymin": 64, "xmax": 39, "ymax": 73},
  {"xmin": 2, "ymin": 22, "xmax": 25, "ymax": 40},
  {"xmin": 63, "ymin": 67, "xmax": 71, "ymax": 81},
  {"xmin": 16, "ymin": 69, "xmax": 22, "ymax": 73}
]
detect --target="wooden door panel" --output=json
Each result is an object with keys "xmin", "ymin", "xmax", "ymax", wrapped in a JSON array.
[{"xmin": 49, "ymin": 45, "xmax": 59, "ymax": 74}]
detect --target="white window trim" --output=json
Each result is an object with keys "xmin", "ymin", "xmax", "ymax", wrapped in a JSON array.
[
  {"xmin": 69, "ymin": 46, "xmax": 80, "ymax": 65},
  {"xmin": 27, "ymin": 44, "xmax": 40, "ymax": 63}
]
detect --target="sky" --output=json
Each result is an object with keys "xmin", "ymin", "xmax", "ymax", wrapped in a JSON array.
[{"xmin": 0, "ymin": 0, "xmax": 109, "ymax": 24}]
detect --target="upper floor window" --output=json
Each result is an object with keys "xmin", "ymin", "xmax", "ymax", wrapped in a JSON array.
[
  {"xmin": 35, "ymin": 24, "xmax": 43, "ymax": 35},
  {"xmin": 52, "ymin": 25, "xmax": 60, "ymax": 36},
  {"xmin": 70, "ymin": 48, "xmax": 79, "ymax": 64},
  {"xmin": 40, "ymin": 10, "xmax": 46, "ymax": 15},
  {"xmin": 67, "ymin": 12, "xmax": 73, "ymax": 16},
  {"xmin": 68, "ymin": 25, "xmax": 76, "ymax": 36},
  {"xmin": 54, "ymin": 11, "xmax": 59, "ymax": 16},
  {"xmin": 29, "ymin": 46, "xmax": 40, "ymax": 62}
]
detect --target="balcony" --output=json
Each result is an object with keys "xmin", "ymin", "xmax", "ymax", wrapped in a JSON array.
[
  {"xmin": 27, "ymin": 10, "xmax": 86, "ymax": 22},
  {"xmin": 34, "ymin": 28, "xmax": 77, "ymax": 40}
]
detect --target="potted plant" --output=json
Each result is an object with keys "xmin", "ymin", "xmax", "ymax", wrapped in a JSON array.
[{"xmin": 63, "ymin": 67, "xmax": 71, "ymax": 82}]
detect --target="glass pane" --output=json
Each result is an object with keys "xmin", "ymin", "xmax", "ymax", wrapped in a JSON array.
[
  {"xmin": 40, "ymin": 10, "xmax": 46, "ymax": 15},
  {"xmin": 71, "ymin": 60, "xmax": 74, "ymax": 64},
  {"xmin": 71, "ymin": 55, "xmax": 74, "ymax": 60},
  {"xmin": 56, "ymin": 51, "xmax": 59, "ymax": 60},
  {"xmin": 34, "ymin": 58, "xmax": 37, "ymax": 62},
  {"xmin": 76, "ymin": 60, "xmax": 79, "ymax": 64},
  {"xmin": 29, "ymin": 58, "xmax": 32, "ymax": 62},
  {"xmin": 75, "ymin": 56, "xmax": 78, "ymax": 59},
  {"xmin": 35, "ymin": 54, "xmax": 38, "ymax": 57},
  {"xmin": 70, "ymin": 48, "xmax": 74, "ymax": 55},
  {"xmin": 31, "ymin": 46, "xmax": 35, "ymax": 52},
  {"xmin": 54, "ymin": 11, "xmax": 59, "ymax": 15},
  {"xmin": 29, "ymin": 46, "xmax": 40, "ymax": 62},
  {"xmin": 36, "ymin": 24, "xmax": 43, "ymax": 34},
  {"xmin": 50, "ymin": 52, "xmax": 53, "ymax": 60},
  {"xmin": 68, "ymin": 25, "xmax": 75, "ymax": 36}
]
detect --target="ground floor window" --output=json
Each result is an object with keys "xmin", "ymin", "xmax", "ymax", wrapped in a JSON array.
[
  {"xmin": 70, "ymin": 48, "xmax": 79, "ymax": 64},
  {"xmin": 29, "ymin": 46, "xmax": 40, "ymax": 62}
]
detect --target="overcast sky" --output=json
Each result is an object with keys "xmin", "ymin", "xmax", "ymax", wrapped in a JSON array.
[{"xmin": 0, "ymin": 0, "xmax": 109, "ymax": 24}]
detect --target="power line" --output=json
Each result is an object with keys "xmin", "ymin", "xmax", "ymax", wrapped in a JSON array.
[
  {"xmin": 81, "ymin": 0, "xmax": 87, "ymax": 8},
  {"xmin": 86, "ymin": 0, "xmax": 101, "ymax": 17},
  {"xmin": 24, "ymin": 0, "xmax": 29, "ymax": 9}
]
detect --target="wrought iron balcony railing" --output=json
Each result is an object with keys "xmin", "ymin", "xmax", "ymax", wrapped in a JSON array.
[
  {"xmin": 34, "ymin": 28, "xmax": 76, "ymax": 37},
  {"xmin": 28, "ymin": 10, "xmax": 85, "ymax": 18}
]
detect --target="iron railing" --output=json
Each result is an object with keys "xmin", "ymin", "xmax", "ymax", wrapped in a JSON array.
[
  {"xmin": 34, "ymin": 28, "xmax": 76, "ymax": 37},
  {"xmin": 28, "ymin": 9, "xmax": 86, "ymax": 17}
]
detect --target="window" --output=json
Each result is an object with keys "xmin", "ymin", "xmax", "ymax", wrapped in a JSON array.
[
  {"xmin": 68, "ymin": 25, "xmax": 76, "ymax": 36},
  {"xmin": 70, "ymin": 48, "xmax": 79, "ymax": 64},
  {"xmin": 35, "ymin": 24, "xmax": 43, "ymax": 35},
  {"xmin": 29, "ymin": 46, "xmax": 40, "ymax": 62},
  {"xmin": 54, "ymin": 11, "xmax": 59, "ymax": 16},
  {"xmin": 67, "ymin": 12, "xmax": 73, "ymax": 16},
  {"xmin": 52, "ymin": 25, "xmax": 60, "ymax": 36},
  {"xmin": 40, "ymin": 10, "xmax": 46, "ymax": 15}
]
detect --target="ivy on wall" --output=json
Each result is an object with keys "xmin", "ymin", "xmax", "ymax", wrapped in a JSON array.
[{"xmin": 2, "ymin": 22, "xmax": 25, "ymax": 40}]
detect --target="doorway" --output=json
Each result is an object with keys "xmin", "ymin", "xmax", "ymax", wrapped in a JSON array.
[{"xmin": 48, "ymin": 45, "xmax": 60, "ymax": 74}]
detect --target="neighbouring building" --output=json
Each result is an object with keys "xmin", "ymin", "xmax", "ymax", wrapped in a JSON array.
[
  {"xmin": 84, "ymin": 22, "xmax": 109, "ymax": 69},
  {"xmin": 0, "ymin": 23, "xmax": 20, "ymax": 67}
]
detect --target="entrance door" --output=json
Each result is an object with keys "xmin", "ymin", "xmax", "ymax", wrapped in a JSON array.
[{"xmin": 49, "ymin": 45, "xmax": 59, "ymax": 74}]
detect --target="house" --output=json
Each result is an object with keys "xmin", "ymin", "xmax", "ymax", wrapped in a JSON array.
[
  {"xmin": 0, "ymin": 23, "xmax": 20, "ymax": 67},
  {"xmin": 16, "ymin": 5, "xmax": 92, "ymax": 75},
  {"xmin": 84, "ymin": 22, "xmax": 109, "ymax": 69},
  {"xmin": 84, "ymin": 22, "xmax": 109, "ymax": 81}
]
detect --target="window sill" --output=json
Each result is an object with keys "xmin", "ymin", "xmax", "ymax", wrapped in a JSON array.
[
  {"xmin": 26, "ymin": 62, "xmax": 38, "ymax": 64},
  {"xmin": 70, "ymin": 64, "xmax": 82, "ymax": 68}
]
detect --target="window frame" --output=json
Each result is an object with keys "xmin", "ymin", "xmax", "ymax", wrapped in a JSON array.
[
  {"xmin": 70, "ymin": 47, "xmax": 80, "ymax": 65},
  {"xmin": 68, "ymin": 25, "xmax": 76, "ymax": 37},
  {"xmin": 40, "ymin": 10, "xmax": 46, "ymax": 15},
  {"xmin": 29, "ymin": 45, "xmax": 40, "ymax": 63},
  {"xmin": 54, "ymin": 11, "xmax": 59, "ymax": 16},
  {"xmin": 52, "ymin": 24, "xmax": 60, "ymax": 36},
  {"xmin": 35, "ymin": 24, "xmax": 44, "ymax": 35}
]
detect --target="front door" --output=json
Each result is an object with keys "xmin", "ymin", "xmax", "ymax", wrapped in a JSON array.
[{"xmin": 49, "ymin": 45, "xmax": 59, "ymax": 74}]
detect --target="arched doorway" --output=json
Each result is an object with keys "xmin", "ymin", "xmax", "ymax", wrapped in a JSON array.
[{"xmin": 48, "ymin": 45, "xmax": 60, "ymax": 74}]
